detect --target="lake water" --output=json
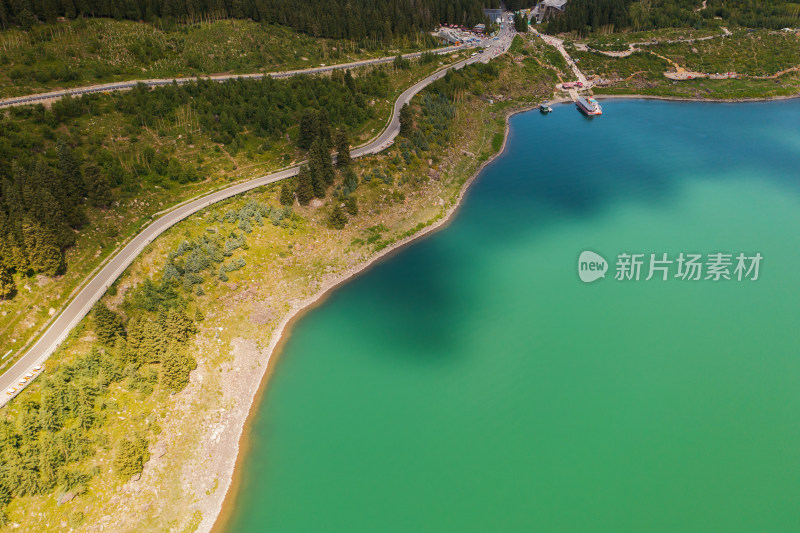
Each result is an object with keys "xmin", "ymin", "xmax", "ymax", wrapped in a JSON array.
[{"xmin": 226, "ymin": 100, "xmax": 800, "ymax": 532}]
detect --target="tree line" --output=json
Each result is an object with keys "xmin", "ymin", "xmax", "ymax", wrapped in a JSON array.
[
  {"xmin": 0, "ymin": 0, "xmax": 492, "ymax": 39},
  {"xmin": 545, "ymin": 0, "xmax": 800, "ymax": 35},
  {"xmin": 0, "ymin": 292, "xmax": 199, "ymax": 525},
  {"xmin": 0, "ymin": 63, "xmax": 398, "ymax": 300}
]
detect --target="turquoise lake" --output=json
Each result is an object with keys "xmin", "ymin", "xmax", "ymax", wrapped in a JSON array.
[{"xmin": 226, "ymin": 100, "xmax": 800, "ymax": 532}]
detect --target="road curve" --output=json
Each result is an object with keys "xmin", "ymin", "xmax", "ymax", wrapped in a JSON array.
[
  {"xmin": 0, "ymin": 28, "xmax": 513, "ymax": 407},
  {"xmin": 0, "ymin": 46, "xmax": 470, "ymax": 108}
]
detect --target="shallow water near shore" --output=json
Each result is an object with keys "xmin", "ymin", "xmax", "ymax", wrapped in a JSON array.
[{"xmin": 226, "ymin": 100, "xmax": 800, "ymax": 532}]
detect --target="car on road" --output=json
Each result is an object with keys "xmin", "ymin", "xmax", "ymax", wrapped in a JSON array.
[
  {"xmin": 33, "ymin": 365, "xmax": 42, "ymax": 372},
  {"xmin": 6, "ymin": 388, "xmax": 16, "ymax": 396}
]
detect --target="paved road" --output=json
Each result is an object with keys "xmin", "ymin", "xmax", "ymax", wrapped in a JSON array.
[
  {"xmin": 0, "ymin": 19, "xmax": 514, "ymax": 407},
  {"xmin": 0, "ymin": 46, "xmax": 471, "ymax": 108}
]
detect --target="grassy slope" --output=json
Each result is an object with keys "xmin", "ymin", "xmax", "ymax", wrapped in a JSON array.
[
  {"xmin": 566, "ymin": 28, "xmax": 800, "ymax": 99},
  {"xmin": 0, "ymin": 18, "xmax": 437, "ymax": 98},
  {"xmin": 0, "ymin": 54, "xmax": 463, "ymax": 379},
  {"xmin": 2, "ymin": 37, "xmax": 558, "ymax": 531}
]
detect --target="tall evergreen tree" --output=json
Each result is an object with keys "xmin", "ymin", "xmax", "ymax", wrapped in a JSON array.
[
  {"xmin": 327, "ymin": 204, "xmax": 348, "ymax": 229},
  {"xmin": 335, "ymin": 128, "xmax": 351, "ymax": 169},
  {"xmin": 56, "ymin": 142, "xmax": 88, "ymax": 228},
  {"xmin": 279, "ymin": 182, "xmax": 295, "ymax": 206},
  {"xmin": 0, "ymin": 265, "xmax": 14, "ymax": 300},
  {"xmin": 84, "ymin": 163, "xmax": 113, "ymax": 208},
  {"xmin": 308, "ymin": 139, "xmax": 328, "ymax": 198},
  {"xmin": 160, "ymin": 345, "xmax": 196, "ymax": 393},
  {"xmin": 295, "ymin": 165, "xmax": 314, "ymax": 206},
  {"xmin": 21, "ymin": 220, "xmax": 63, "ymax": 276},
  {"xmin": 92, "ymin": 301, "xmax": 125, "ymax": 346},
  {"xmin": 297, "ymin": 110, "xmax": 319, "ymax": 150},
  {"xmin": 399, "ymin": 104, "xmax": 413, "ymax": 137}
]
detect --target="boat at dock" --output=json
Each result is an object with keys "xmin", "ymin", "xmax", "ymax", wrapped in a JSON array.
[
  {"xmin": 539, "ymin": 104, "xmax": 553, "ymax": 113},
  {"xmin": 576, "ymin": 97, "xmax": 602, "ymax": 116}
]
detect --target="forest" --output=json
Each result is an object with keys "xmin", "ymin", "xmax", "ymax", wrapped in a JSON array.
[
  {"xmin": 0, "ymin": 197, "xmax": 270, "ymax": 525},
  {"xmin": 0, "ymin": 66, "xmax": 396, "ymax": 300},
  {"xmin": 0, "ymin": 0, "xmax": 499, "ymax": 39},
  {"xmin": 545, "ymin": 0, "xmax": 800, "ymax": 35}
]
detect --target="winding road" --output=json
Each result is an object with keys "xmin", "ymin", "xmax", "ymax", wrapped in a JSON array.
[
  {"xmin": 0, "ymin": 18, "xmax": 515, "ymax": 407},
  {"xmin": 0, "ymin": 45, "xmax": 470, "ymax": 108}
]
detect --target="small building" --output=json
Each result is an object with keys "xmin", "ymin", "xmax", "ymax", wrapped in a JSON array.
[
  {"xmin": 474, "ymin": 23, "xmax": 485, "ymax": 33},
  {"xmin": 483, "ymin": 8, "xmax": 502, "ymax": 20},
  {"xmin": 535, "ymin": 0, "xmax": 568, "ymax": 23}
]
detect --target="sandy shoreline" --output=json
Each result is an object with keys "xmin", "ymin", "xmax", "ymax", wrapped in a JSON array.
[
  {"xmin": 201, "ymin": 101, "xmax": 526, "ymax": 533},
  {"xmin": 200, "ymin": 90, "xmax": 800, "ymax": 532}
]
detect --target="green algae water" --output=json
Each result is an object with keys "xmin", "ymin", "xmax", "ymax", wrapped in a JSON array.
[{"xmin": 227, "ymin": 100, "xmax": 800, "ymax": 532}]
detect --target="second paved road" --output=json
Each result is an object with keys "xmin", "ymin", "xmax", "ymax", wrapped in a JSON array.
[{"xmin": 0, "ymin": 20, "xmax": 515, "ymax": 407}]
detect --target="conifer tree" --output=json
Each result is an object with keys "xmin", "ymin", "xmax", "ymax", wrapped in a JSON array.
[
  {"xmin": 0, "ymin": 265, "xmax": 14, "ymax": 300},
  {"xmin": 344, "ymin": 195, "xmax": 359, "ymax": 216},
  {"xmin": 298, "ymin": 111, "xmax": 319, "ymax": 150},
  {"xmin": 399, "ymin": 104, "xmax": 413, "ymax": 137},
  {"xmin": 335, "ymin": 128, "xmax": 351, "ymax": 169},
  {"xmin": 279, "ymin": 182, "xmax": 294, "ymax": 206},
  {"xmin": 328, "ymin": 204, "xmax": 348, "ymax": 229},
  {"xmin": 295, "ymin": 165, "xmax": 314, "ymax": 206},
  {"xmin": 21, "ymin": 220, "xmax": 63, "ymax": 276},
  {"xmin": 84, "ymin": 163, "xmax": 113, "ymax": 208},
  {"xmin": 139, "ymin": 319, "xmax": 168, "ymax": 364},
  {"xmin": 161, "ymin": 345, "xmax": 197, "ymax": 393},
  {"xmin": 56, "ymin": 142, "xmax": 88, "ymax": 228},
  {"xmin": 165, "ymin": 308, "xmax": 197, "ymax": 345},
  {"xmin": 343, "ymin": 168, "xmax": 359, "ymax": 194},
  {"xmin": 92, "ymin": 301, "xmax": 125, "ymax": 345},
  {"xmin": 113, "ymin": 435, "xmax": 149, "ymax": 479},
  {"xmin": 308, "ymin": 139, "xmax": 328, "ymax": 197}
]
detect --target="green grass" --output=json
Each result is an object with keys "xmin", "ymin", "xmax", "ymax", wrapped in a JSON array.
[
  {"xmin": 584, "ymin": 27, "xmax": 726, "ymax": 51},
  {"xmin": 650, "ymin": 29, "xmax": 800, "ymax": 76},
  {"xmin": 0, "ymin": 53, "xmax": 464, "ymax": 378},
  {"xmin": 570, "ymin": 48, "xmax": 671, "ymax": 79},
  {"xmin": 595, "ymin": 71, "xmax": 800, "ymax": 99},
  {"xmin": 0, "ymin": 18, "xmax": 440, "ymax": 98}
]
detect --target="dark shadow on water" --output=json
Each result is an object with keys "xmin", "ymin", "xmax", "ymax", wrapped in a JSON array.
[{"xmin": 295, "ymin": 99, "xmax": 800, "ymax": 364}]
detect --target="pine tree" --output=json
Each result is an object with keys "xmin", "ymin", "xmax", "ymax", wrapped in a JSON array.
[
  {"xmin": 399, "ymin": 104, "xmax": 414, "ymax": 137},
  {"xmin": 113, "ymin": 435, "xmax": 149, "ymax": 479},
  {"xmin": 327, "ymin": 204, "xmax": 348, "ymax": 229},
  {"xmin": 297, "ymin": 110, "xmax": 319, "ymax": 150},
  {"xmin": 21, "ymin": 219, "xmax": 63, "ymax": 276},
  {"xmin": 139, "ymin": 318, "xmax": 168, "ymax": 364},
  {"xmin": 125, "ymin": 317, "xmax": 144, "ymax": 362},
  {"xmin": 161, "ymin": 345, "xmax": 196, "ymax": 393},
  {"xmin": 343, "ymin": 168, "xmax": 359, "ymax": 194},
  {"xmin": 344, "ymin": 195, "xmax": 359, "ymax": 216},
  {"xmin": 317, "ymin": 109, "xmax": 332, "ymax": 146},
  {"xmin": 56, "ymin": 142, "xmax": 88, "ymax": 228},
  {"xmin": 308, "ymin": 139, "xmax": 327, "ymax": 197},
  {"xmin": 279, "ymin": 182, "xmax": 295, "ymax": 206},
  {"xmin": 84, "ymin": 163, "xmax": 113, "ymax": 208},
  {"xmin": 295, "ymin": 165, "xmax": 314, "ymax": 206},
  {"xmin": 0, "ymin": 265, "xmax": 14, "ymax": 300},
  {"xmin": 92, "ymin": 301, "xmax": 125, "ymax": 345},
  {"xmin": 335, "ymin": 128, "xmax": 351, "ymax": 169},
  {"xmin": 165, "ymin": 308, "xmax": 197, "ymax": 345}
]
